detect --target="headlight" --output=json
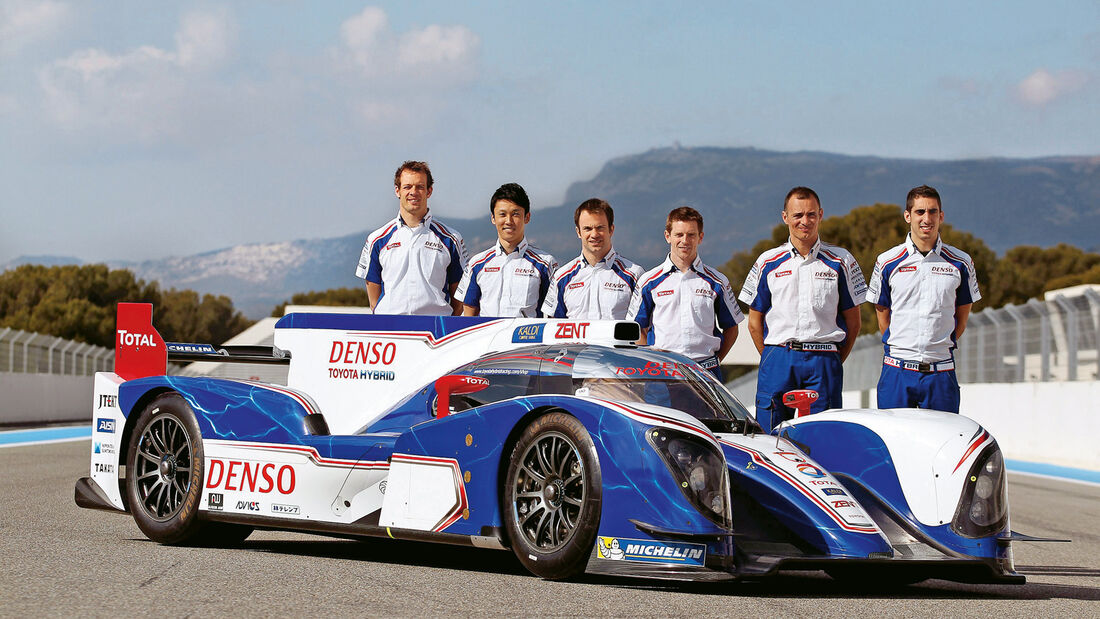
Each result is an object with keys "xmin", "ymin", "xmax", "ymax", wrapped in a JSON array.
[
  {"xmin": 952, "ymin": 445, "xmax": 1008, "ymax": 537},
  {"xmin": 647, "ymin": 429, "xmax": 731, "ymax": 529}
]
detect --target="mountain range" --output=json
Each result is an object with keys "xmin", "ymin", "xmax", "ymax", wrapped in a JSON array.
[{"xmin": 7, "ymin": 146, "xmax": 1099, "ymax": 318}]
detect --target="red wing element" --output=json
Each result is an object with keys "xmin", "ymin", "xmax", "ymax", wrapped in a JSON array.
[
  {"xmin": 435, "ymin": 375, "xmax": 490, "ymax": 419},
  {"xmin": 114, "ymin": 303, "xmax": 167, "ymax": 380},
  {"xmin": 782, "ymin": 389, "xmax": 819, "ymax": 418}
]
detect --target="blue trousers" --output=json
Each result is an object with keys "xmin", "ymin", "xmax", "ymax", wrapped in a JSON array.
[
  {"xmin": 876, "ymin": 362, "xmax": 960, "ymax": 413},
  {"xmin": 755, "ymin": 346, "xmax": 843, "ymax": 432}
]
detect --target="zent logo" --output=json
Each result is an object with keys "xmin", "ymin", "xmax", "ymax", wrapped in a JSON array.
[
  {"xmin": 832, "ymin": 500, "xmax": 856, "ymax": 508},
  {"xmin": 96, "ymin": 418, "xmax": 115, "ymax": 433},
  {"xmin": 555, "ymin": 322, "xmax": 590, "ymax": 339}
]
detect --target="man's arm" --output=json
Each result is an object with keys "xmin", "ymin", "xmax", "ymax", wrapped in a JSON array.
[
  {"xmin": 635, "ymin": 327, "xmax": 647, "ymax": 347},
  {"xmin": 366, "ymin": 281, "xmax": 381, "ymax": 312},
  {"xmin": 874, "ymin": 304, "xmax": 890, "ymax": 334},
  {"xmin": 839, "ymin": 306, "xmax": 862, "ymax": 362},
  {"xmin": 717, "ymin": 325, "xmax": 739, "ymax": 362},
  {"xmin": 449, "ymin": 283, "xmax": 463, "ymax": 316},
  {"xmin": 954, "ymin": 303, "xmax": 973, "ymax": 339},
  {"xmin": 461, "ymin": 304, "xmax": 479, "ymax": 317},
  {"xmin": 746, "ymin": 309, "xmax": 765, "ymax": 354}
]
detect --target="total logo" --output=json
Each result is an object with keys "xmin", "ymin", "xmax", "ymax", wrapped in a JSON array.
[
  {"xmin": 384, "ymin": 241, "xmax": 401, "ymax": 251},
  {"xmin": 117, "ymin": 329, "xmax": 158, "ymax": 349},
  {"xmin": 236, "ymin": 501, "xmax": 261, "ymax": 512}
]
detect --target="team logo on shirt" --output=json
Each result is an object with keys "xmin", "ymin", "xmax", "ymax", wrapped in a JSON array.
[
  {"xmin": 603, "ymin": 281, "xmax": 626, "ymax": 291},
  {"xmin": 774, "ymin": 270, "xmax": 792, "ymax": 278},
  {"xmin": 656, "ymin": 290, "xmax": 675, "ymax": 297},
  {"xmin": 814, "ymin": 271, "xmax": 837, "ymax": 280},
  {"xmin": 384, "ymin": 242, "xmax": 401, "ymax": 250},
  {"xmin": 424, "ymin": 240, "xmax": 446, "ymax": 252},
  {"xmin": 568, "ymin": 282, "xmax": 585, "ymax": 290},
  {"xmin": 694, "ymin": 288, "xmax": 716, "ymax": 299},
  {"xmin": 483, "ymin": 266, "xmax": 501, "ymax": 273},
  {"xmin": 898, "ymin": 266, "xmax": 917, "ymax": 273},
  {"xmin": 515, "ymin": 267, "xmax": 537, "ymax": 277},
  {"xmin": 931, "ymin": 265, "xmax": 956, "ymax": 276}
]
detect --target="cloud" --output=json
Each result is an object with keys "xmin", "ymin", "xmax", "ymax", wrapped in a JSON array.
[
  {"xmin": 334, "ymin": 6, "xmax": 480, "ymax": 85},
  {"xmin": 35, "ymin": 8, "xmax": 235, "ymax": 140},
  {"xmin": 1014, "ymin": 68, "xmax": 1089, "ymax": 106},
  {"xmin": 0, "ymin": 0, "xmax": 71, "ymax": 56}
]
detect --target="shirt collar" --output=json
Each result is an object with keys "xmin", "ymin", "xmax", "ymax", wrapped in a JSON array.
[
  {"xmin": 904, "ymin": 233, "xmax": 942, "ymax": 257},
  {"xmin": 786, "ymin": 237, "xmax": 822, "ymax": 260},
  {"xmin": 583, "ymin": 247, "xmax": 619, "ymax": 268},
  {"xmin": 661, "ymin": 253, "xmax": 703, "ymax": 273},
  {"xmin": 496, "ymin": 236, "xmax": 529, "ymax": 256},
  {"xmin": 397, "ymin": 210, "xmax": 432, "ymax": 229}
]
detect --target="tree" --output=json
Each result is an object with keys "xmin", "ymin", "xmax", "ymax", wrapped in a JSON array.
[{"xmin": 270, "ymin": 288, "xmax": 371, "ymax": 317}]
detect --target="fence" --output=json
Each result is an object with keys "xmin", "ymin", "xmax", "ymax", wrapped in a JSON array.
[
  {"xmin": 729, "ymin": 285, "xmax": 1100, "ymax": 394},
  {"xmin": 0, "ymin": 328, "xmax": 114, "ymax": 376}
]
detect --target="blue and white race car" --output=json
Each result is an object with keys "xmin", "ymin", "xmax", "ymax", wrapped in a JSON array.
[{"xmin": 76, "ymin": 303, "xmax": 1039, "ymax": 583}]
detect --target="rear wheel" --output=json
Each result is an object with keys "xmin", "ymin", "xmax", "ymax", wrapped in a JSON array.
[
  {"xmin": 126, "ymin": 393, "xmax": 251, "ymax": 545},
  {"xmin": 503, "ymin": 411, "xmax": 601, "ymax": 580}
]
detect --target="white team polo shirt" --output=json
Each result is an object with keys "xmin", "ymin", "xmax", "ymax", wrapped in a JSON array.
[
  {"xmin": 627, "ymin": 255, "xmax": 745, "ymax": 359},
  {"xmin": 356, "ymin": 212, "xmax": 468, "ymax": 315},
  {"xmin": 738, "ymin": 239, "xmax": 867, "ymax": 345},
  {"xmin": 542, "ymin": 249, "xmax": 644, "ymax": 319},
  {"xmin": 867, "ymin": 234, "xmax": 981, "ymax": 362},
  {"xmin": 455, "ymin": 238, "xmax": 557, "ymax": 317}
]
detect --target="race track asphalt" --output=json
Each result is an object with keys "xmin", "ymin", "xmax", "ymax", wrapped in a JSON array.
[{"xmin": 2, "ymin": 440, "xmax": 1098, "ymax": 617}]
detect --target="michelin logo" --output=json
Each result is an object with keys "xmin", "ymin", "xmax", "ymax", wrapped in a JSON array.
[{"xmin": 595, "ymin": 536, "xmax": 705, "ymax": 566}]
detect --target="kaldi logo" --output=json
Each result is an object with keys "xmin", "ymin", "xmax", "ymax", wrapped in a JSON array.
[
  {"xmin": 555, "ymin": 322, "xmax": 590, "ymax": 339},
  {"xmin": 329, "ymin": 341, "xmax": 397, "ymax": 365},
  {"xmin": 206, "ymin": 459, "xmax": 296, "ymax": 494},
  {"xmin": 117, "ymin": 329, "xmax": 158, "ymax": 349}
]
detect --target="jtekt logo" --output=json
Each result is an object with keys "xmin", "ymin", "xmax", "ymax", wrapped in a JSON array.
[{"xmin": 97, "ymin": 394, "xmax": 117, "ymax": 409}]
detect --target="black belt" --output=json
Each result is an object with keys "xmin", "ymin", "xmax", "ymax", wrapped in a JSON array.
[
  {"xmin": 779, "ymin": 341, "xmax": 838, "ymax": 352},
  {"xmin": 884, "ymin": 355, "xmax": 955, "ymax": 373}
]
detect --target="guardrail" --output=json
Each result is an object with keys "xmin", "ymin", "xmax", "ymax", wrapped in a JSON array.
[{"xmin": 0, "ymin": 328, "xmax": 114, "ymax": 375}]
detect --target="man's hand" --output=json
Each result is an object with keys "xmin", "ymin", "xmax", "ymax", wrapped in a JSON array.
[
  {"xmin": 747, "ymin": 310, "xmax": 765, "ymax": 355},
  {"xmin": 717, "ymin": 324, "xmax": 739, "ymax": 361},
  {"xmin": 839, "ymin": 306, "xmax": 861, "ymax": 362}
]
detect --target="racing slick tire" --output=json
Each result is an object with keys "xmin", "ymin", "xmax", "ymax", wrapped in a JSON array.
[
  {"xmin": 503, "ymin": 411, "xmax": 602, "ymax": 580},
  {"xmin": 126, "ymin": 392, "xmax": 251, "ymax": 545}
]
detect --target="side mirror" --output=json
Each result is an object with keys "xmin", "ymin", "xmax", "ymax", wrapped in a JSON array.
[
  {"xmin": 782, "ymin": 389, "xmax": 819, "ymax": 419},
  {"xmin": 435, "ymin": 375, "xmax": 490, "ymax": 418}
]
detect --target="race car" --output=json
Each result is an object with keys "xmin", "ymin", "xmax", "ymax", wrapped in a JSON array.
[{"xmin": 75, "ymin": 303, "xmax": 1040, "ymax": 584}]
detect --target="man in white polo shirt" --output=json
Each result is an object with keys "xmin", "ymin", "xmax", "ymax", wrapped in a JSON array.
[
  {"xmin": 455, "ymin": 183, "xmax": 557, "ymax": 317},
  {"xmin": 356, "ymin": 161, "xmax": 468, "ymax": 315},
  {"xmin": 627, "ymin": 207, "xmax": 743, "ymax": 379},
  {"xmin": 738, "ymin": 187, "xmax": 866, "ymax": 431},
  {"xmin": 867, "ymin": 185, "xmax": 980, "ymax": 413},
  {"xmin": 542, "ymin": 199, "xmax": 644, "ymax": 320}
]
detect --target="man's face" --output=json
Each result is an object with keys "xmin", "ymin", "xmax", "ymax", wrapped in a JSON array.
[
  {"xmin": 904, "ymin": 196, "xmax": 944, "ymax": 245},
  {"xmin": 491, "ymin": 199, "xmax": 530, "ymax": 246},
  {"xmin": 781, "ymin": 196, "xmax": 821, "ymax": 247},
  {"xmin": 664, "ymin": 220, "xmax": 703, "ymax": 264},
  {"xmin": 395, "ymin": 170, "xmax": 432, "ymax": 222},
  {"xmin": 576, "ymin": 210, "xmax": 614, "ymax": 260}
]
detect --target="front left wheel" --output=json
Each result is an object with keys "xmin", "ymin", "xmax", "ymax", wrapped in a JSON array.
[
  {"xmin": 503, "ymin": 411, "xmax": 602, "ymax": 580},
  {"xmin": 126, "ymin": 392, "xmax": 251, "ymax": 545}
]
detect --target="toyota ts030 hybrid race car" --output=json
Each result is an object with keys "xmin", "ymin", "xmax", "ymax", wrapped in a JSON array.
[{"xmin": 76, "ymin": 303, "xmax": 1040, "ymax": 584}]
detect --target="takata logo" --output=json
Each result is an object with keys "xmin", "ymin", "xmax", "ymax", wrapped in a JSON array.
[
  {"xmin": 206, "ymin": 459, "xmax": 296, "ymax": 494},
  {"xmin": 329, "ymin": 341, "xmax": 396, "ymax": 365},
  {"xmin": 511, "ymin": 323, "xmax": 545, "ymax": 343},
  {"xmin": 555, "ymin": 322, "xmax": 589, "ymax": 339},
  {"xmin": 117, "ymin": 329, "xmax": 157, "ymax": 349}
]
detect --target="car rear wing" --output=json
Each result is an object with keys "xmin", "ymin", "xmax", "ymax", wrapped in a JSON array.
[{"xmin": 165, "ymin": 342, "xmax": 291, "ymax": 365}]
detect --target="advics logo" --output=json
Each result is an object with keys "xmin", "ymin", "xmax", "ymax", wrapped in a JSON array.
[{"xmin": 236, "ymin": 501, "xmax": 261, "ymax": 511}]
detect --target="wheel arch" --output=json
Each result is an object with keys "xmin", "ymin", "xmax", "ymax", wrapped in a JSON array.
[{"xmin": 117, "ymin": 385, "xmax": 177, "ymax": 511}]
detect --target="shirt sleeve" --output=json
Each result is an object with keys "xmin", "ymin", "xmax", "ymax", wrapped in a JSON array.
[
  {"xmin": 627, "ymin": 284, "xmax": 654, "ymax": 330},
  {"xmin": 716, "ymin": 278, "xmax": 746, "ymax": 329},
  {"xmin": 456, "ymin": 264, "xmax": 480, "ymax": 308},
  {"xmin": 535, "ymin": 255, "xmax": 558, "ymax": 318},
  {"xmin": 737, "ymin": 258, "xmax": 762, "ymax": 306},
  {"xmin": 446, "ymin": 231, "xmax": 468, "ymax": 287},
  {"xmin": 958, "ymin": 255, "xmax": 981, "ymax": 305},
  {"xmin": 357, "ymin": 236, "xmax": 384, "ymax": 284},
  {"xmin": 867, "ymin": 256, "xmax": 888, "ymax": 308},
  {"xmin": 840, "ymin": 252, "xmax": 867, "ymax": 309}
]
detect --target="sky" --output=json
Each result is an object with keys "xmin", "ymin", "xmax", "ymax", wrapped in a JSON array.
[{"xmin": 1, "ymin": 1, "xmax": 1098, "ymax": 264}]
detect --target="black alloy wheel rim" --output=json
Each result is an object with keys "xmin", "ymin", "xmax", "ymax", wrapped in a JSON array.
[
  {"xmin": 512, "ymin": 431, "xmax": 586, "ymax": 552},
  {"xmin": 135, "ymin": 413, "xmax": 194, "ymax": 521}
]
